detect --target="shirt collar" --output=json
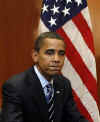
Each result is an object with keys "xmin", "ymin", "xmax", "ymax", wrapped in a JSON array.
[{"xmin": 34, "ymin": 65, "xmax": 49, "ymax": 88}]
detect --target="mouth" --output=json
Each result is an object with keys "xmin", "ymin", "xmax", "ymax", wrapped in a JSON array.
[{"xmin": 48, "ymin": 66, "xmax": 61, "ymax": 71}]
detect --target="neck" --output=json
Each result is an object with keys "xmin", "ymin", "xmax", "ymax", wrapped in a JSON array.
[{"xmin": 35, "ymin": 65, "xmax": 53, "ymax": 82}]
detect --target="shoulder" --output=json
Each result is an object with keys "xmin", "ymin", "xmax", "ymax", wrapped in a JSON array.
[
  {"xmin": 56, "ymin": 74, "xmax": 71, "ymax": 85},
  {"xmin": 54, "ymin": 74, "xmax": 72, "ymax": 89},
  {"xmin": 2, "ymin": 67, "xmax": 34, "ymax": 91}
]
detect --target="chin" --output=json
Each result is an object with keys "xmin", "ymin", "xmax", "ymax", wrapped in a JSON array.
[{"xmin": 49, "ymin": 72, "xmax": 60, "ymax": 76}]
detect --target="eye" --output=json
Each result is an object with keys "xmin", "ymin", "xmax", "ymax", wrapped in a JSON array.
[
  {"xmin": 45, "ymin": 49, "xmax": 55, "ymax": 55},
  {"xmin": 58, "ymin": 50, "xmax": 65, "ymax": 56}
]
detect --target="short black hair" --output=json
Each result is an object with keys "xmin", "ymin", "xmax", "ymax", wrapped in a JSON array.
[{"xmin": 34, "ymin": 32, "xmax": 65, "ymax": 52}]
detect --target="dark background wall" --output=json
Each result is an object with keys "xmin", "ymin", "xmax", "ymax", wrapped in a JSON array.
[
  {"xmin": 88, "ymin": 0, "xmax": 100, "ymax": 110},
  {"xmin": 0, "ymin": 0, "xmax": 42, "ymax": 107},
  {"xmin": 0, "ymin": 0, "xmax": 100, "ymax": 111}
]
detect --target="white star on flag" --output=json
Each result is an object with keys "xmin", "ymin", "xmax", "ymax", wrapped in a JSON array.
[
  {"xmin": 62, "ymin": 7, "xmax": 70, "ymax": 16},
  {"xmin": 42, "ymin": 4, "xmax": 48, "ymax": 14},
  {"xmin": 75, "ymin": 0, "xmax": 82, "ymax": 6},
  {"xmin": 55, "ymin": 0, "xmax": 58, "ymax": 2},
  {"xmin": 48, "ymin": 17, "xmax": 56, "ymax": 27},
  {"xmin": 55, "ymin": 0, "xmax": 63, "ymax": 2},
  {"xmin": 66, "ymin": 0, "xmax": 72, "ymax": 4},
  {"xmin": 50, "ymin": 4, "xmax": 60, "ymax": 15}
]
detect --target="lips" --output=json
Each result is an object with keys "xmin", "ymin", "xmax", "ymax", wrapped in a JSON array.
[{"xmin": 48, "ymin": 66, "xmax": 61, "ymax": 71}]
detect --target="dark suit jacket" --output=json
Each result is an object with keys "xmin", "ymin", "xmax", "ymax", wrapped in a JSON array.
[{"xmin": 1, "ymin": 67, "xmax": 88, "ymax": 122}]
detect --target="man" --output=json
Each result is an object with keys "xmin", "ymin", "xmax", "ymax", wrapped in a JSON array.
[{"xmin": 1, "ymin": 32, "xmax": 88, "ymax": 122}]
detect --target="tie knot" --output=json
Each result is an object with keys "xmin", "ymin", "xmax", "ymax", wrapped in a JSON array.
[{"xmin": 46, "ymin": 83, "xmax": 52, "ymax": 88}]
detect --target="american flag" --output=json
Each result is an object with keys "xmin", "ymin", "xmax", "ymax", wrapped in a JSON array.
[{"xmin": 38, "ymin": 0, "xmax": 100, "ymax": 121}]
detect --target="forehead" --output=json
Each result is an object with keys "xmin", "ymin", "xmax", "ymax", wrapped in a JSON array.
[{"xmin": 41, "ymin": 38, "xmax": 66, "ymax": 49}]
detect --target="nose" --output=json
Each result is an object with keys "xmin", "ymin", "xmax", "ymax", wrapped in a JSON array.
[{"xmin": 53, "ymin": 53, "xmax": 60, "ymax": 63}]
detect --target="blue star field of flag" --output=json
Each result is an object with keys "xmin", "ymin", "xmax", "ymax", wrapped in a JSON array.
[{"xmin": 41, "ymin": 0, "xmax": 87, "ymax": 31}]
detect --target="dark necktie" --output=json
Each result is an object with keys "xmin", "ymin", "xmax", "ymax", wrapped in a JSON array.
[{"xmin": 45, "ymin": 83, "xmax": 55, "ymax": 122}]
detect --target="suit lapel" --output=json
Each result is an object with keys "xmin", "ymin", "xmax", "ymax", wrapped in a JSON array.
[{"xmin": 29, "ymin": 67, "xmax": 49, "ymax": 122}]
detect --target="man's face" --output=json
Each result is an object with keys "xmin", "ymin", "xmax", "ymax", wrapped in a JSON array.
[{"xmin": 33, "ymin": 38, "xmax": 66, "ymax": 80}]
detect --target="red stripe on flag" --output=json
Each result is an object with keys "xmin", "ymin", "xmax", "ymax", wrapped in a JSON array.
[
  {"xmin": 72, "ymin": 90, "xmax": 93, "ymax": 122},
  {"xmin": 72, "ymin": 13, "xmax": 95, "ymax": 55},
  {"xmin": 56, "ymin": 28, "xmax": 98, "ymax": 103}
]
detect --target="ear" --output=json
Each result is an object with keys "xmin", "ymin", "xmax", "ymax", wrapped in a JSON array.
[{"xmin": 31, "ymin": 49, "xmax": 39, "ymax": 64}]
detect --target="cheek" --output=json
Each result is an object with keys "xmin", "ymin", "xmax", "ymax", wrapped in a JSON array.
[
  {"xmin": 60, "ymin": 58, "xmax": 65, "ymax": 67},
  {"xmin": 39, "ymin": 56, "xmax": 50, "ymax": 66},
  {"xmin": 60, "ymin": 56, "xmax": 65, "ymax": 62}
]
